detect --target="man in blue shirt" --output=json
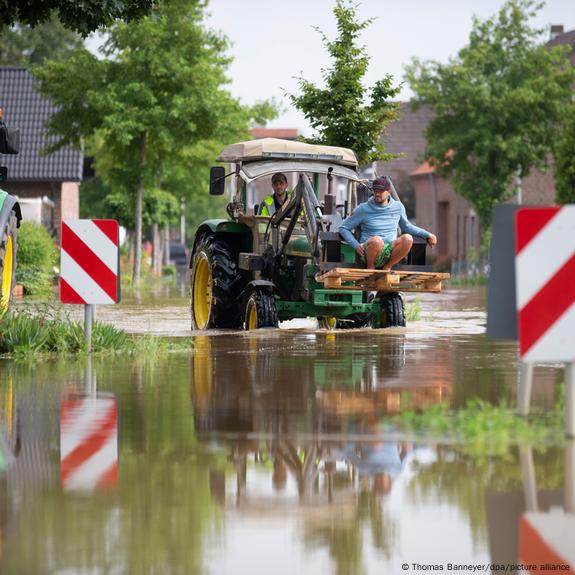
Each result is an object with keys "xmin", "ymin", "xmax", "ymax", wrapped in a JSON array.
[{"xmin": 339, "ymin": 177, "xmax": 437, "ymax": 270}]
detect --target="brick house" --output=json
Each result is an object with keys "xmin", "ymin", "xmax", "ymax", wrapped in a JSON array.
[
  {"xmin": 375, "ymin": 102, "xmax": 435, "ymax": 220},
  {"xmin": 0, "ymin": 67, "xmax": 82, "ymax": 238}
]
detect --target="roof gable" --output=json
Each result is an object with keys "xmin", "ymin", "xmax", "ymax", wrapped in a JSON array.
[{"xmin": 0, "ymin": 67, "xmax": 83, "ymax": 182}]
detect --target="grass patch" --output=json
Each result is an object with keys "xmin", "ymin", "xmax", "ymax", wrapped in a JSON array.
[
  {"xmin": 404, "ymin": 296, "xmax": 421, "ymax": 322},
  {"xmin": 0, "ymin": 308, "xmax": 189, "ymax": 356},
  {"xmin": 447, "ymin": 273, "xmax": 488, "ymax": 288}
]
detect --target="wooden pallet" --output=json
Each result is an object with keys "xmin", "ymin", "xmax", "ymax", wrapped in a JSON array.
[{"xmin": 316, "ymin": 268, "xmax": 450, "ymax": 293}]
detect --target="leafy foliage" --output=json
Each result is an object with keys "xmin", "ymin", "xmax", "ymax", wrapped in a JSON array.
[
  {"xmin": 16, "ymin": 222, "xmax": 57, "ymax": 272},
  {"xmin": 0, "ymin": 15, "xmax": 83, "ymax": 66},
  {"xmin": 104, "ymin": 187, "xmax": 180, "ymax": 229},
  {"xmin": 33, "ymin": 1, "xmax": 277, "ymax": 283},
  {"xmin": 0, "ymin": 0, "xmax": 153, "ymax": 36},
  {"xmin": 555, "ymin": 103, "xmax": 575, "ymax": 204},
  {"xmin": 289, "ymin": 0, "xmax": 400, "ymax": 165},
  {"xmin": 406, "ymin": 0, "xmax": 575, "ymax": 226},
  {"xmin": 15, "ymin": 222, "xmax": 58, "ymax": 297}
]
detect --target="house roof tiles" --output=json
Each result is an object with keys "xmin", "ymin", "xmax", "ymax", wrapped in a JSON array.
[
  {"xmin": 0, "ymin": 67, "xmax": 83, "ymax": 182},
  {"xmin": 547, "ymin": 28, "xmax": 575, "ymax": 50}
]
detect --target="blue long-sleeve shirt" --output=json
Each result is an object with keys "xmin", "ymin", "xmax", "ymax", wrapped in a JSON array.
[{"xmin": 339, "ymin": 197, "xmax": 430, "ymax": 250}]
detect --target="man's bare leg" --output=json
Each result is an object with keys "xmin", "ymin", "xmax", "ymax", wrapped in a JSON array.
[
  {"xmin": 382, "ymin": 234, "xmax": 413, "ymax": 271},
  {"xmin": 364, "ymin": 236, "xmax": 384, "ymax": 269}
]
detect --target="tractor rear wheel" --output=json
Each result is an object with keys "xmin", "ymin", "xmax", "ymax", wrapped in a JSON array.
[
  {"xmin": 0, "ymin": 212, "xmax": 18, "ymax": 314},
  {"xmin": 378, "ymin": 292, "xmax": 405, "ymax": 328},
  {"xmin": 191, "ymin": 235, "xmax": 244, "ymax": 330},
  {"xmin": 244, "ymin": 289, "xmax": 278, "ymax": 330},
  {"xmin": 319, "ymin": 292, "xmax": 375, "ymax": 330}
]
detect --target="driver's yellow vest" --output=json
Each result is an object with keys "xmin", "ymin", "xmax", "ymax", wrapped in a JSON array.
[{"xmin": 260, "ymin": 192, "xmax": 292, "ymax": 216}]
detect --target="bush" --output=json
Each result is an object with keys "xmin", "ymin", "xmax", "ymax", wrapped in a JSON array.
[
  {"xmin": 16, "ymin": 222, "xmax": 57, "ymax": 272},
  {"xmin": 15, "ymin": 222, "xmax": 58, "ymax": 296}
]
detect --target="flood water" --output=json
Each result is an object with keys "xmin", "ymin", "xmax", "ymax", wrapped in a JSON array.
[{"xmin": 1, "ymin": 286, "xmax": 573, "ymax": 574}]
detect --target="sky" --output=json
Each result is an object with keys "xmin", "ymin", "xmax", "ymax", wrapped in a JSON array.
[{"xmin": 204, "ymin": 0, "xmax": 575, "ymax": 135}]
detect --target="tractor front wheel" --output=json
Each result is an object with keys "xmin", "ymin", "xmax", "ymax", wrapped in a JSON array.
[
  {"xmin": 191, "ymin": 235, "xmax": 244, "ymax": 330},
  {"xmin": 378, "ymin": 293, "xmax": 406, "ymax": 328},
  {"xmin": 244, "ymin": 289, "xmax": 278, "ymax": 330}
]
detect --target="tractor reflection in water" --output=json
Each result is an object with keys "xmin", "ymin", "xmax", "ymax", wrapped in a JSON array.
[{"xmin": 190, "ymin": 330, "xmax": 453, "ymax": 555}]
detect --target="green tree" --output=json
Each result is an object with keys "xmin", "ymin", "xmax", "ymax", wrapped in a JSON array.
[
  {"xmin": 406, "ymin": 0, "xmax": 575, "ymax": 227},
  {"xmin": 33, "ymin": 1, "xmax": 276, "ymax": 284},
  {"xmin": 1, "ymin": 0, "xmax": 153, "ymax": 35},
  {"xmin": 555, "ymin": 103, "xmax": 575, "ymax": 204},
  {"xmin": 289, "ymin": 0, "xmax": 400, "ymax": 165},
  {"xmin": 0, "ymin": 15, "xmax": 83, "ymax": 66},
  {"xmin": 104, "ymin": 188, "xmax": 179, "ymax": 230}
]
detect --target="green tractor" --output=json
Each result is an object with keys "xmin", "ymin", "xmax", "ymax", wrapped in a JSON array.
[
  {"xmin": 0, "ymin": 111, "xmax": 21, "ymax": 316},
  {"xmin": 190, "ymin": 138, "xmax": 448, "ymax": 331}
]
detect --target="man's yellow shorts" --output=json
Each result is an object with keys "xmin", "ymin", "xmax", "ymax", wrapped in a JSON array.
[{"xmin": 360, "ymin": 241, "xmax": 393, "ymax": 268}]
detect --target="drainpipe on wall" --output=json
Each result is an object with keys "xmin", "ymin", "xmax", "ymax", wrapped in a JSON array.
[{"xmin": 428, "ymin": 173, "xmax": 438, "ymax": 234}]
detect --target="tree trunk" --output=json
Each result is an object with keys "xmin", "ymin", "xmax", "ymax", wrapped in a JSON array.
[
  {"xmin": 163, "ymin": 224, "xmax": 170, "ymax": 266},
  {"xmin": 152, "ymin": 223, "xmax": 162, "ymax": 276},
  {"xmin": 133, "ymin": 133, "xmax": 146, "ymax": 286}
]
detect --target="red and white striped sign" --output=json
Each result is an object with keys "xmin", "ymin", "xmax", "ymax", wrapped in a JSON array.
[
  {"xmin": 515, "ymin": 206, "xmax": 575, "ymax": 362},
  {"xmin": 60, "ymin": 219, "xmax": 120, "ymax": 304},
  {"xmin": 60, "ymin": 394, "xmax": 118, "ymax": 491},
  {"xmin": 519, "ymin": 512, "xmax": 575, "ymax": 571}
]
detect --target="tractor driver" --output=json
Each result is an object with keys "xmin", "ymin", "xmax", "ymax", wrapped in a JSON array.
[
  {"xmin": 260, "ymin": 172, "xmax": 292, "ymax": 217},
  {"xmin": 339, "ymin": 177, "xmax": 437, "ymax": 270}
]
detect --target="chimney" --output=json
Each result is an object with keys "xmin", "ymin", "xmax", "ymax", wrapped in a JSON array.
[{"xmin": 550, "ymin": 24, "xmax": 564, "ymax": 41}]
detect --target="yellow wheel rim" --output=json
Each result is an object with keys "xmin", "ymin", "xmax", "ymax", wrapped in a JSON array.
[
  {"xmin": 1, "ymin": 235, "xmax": 13, "ymax": 311},
  {"xmin": 247, "ymin": 301, "xmax": 258, "ymax": 330},
  {"xmin": 320, "ymin": 316, "xmax": 337, "ymax": 330},
  {"xmin": 192, "ymin": 336, "xmax": 212, "ymax": 408},
  {"xmin": 192, "ymin": 254, "xmax": 212, "ymax": 329}
]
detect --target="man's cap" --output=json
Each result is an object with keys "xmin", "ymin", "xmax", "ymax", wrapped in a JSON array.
[
  {"xmin": 272, "ymin": 172, "xmax": 287, "ymax": 184},
  {"xmin": 372, "ymin": 177, "xmax": 391, "ymax": 191}
]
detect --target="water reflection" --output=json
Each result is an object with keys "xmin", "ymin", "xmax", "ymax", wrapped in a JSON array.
[
  {"xmin": 190, "ymin": 332, "xmax": 571, "ymax": 573},
  {"xmin": 0, "ymin": 323, "xmax": 570, "ymax": 573},
  {"xmin": 60, "ymin": 391, "xmax": 118, "ymax": 491}
]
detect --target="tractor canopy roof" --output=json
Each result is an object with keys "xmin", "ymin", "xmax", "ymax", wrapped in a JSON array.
[{"xmin": 217, "ymin": 138, "xmax": 360, "ymax": 183}]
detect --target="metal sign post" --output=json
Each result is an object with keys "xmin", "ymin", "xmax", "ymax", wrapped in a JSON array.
[
  {"xmin": 567, "ymin": 364, "xmax": 575, "ymax": 439},
  {"xmin": 84, "ymin": 304, "xmax": 94, "ymax": 352}
]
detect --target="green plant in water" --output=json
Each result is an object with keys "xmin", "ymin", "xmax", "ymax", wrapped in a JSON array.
[
  {"xmin": 388, "ymin": 392, "xmax": 565, "ymax": 449},
  {"xmin": 404, "ymin": 297, "xmax": 421, "ymax": 322},
  {"xmin": 0, "ymin": 313, "xmax": 47, "ymax": 354}
]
